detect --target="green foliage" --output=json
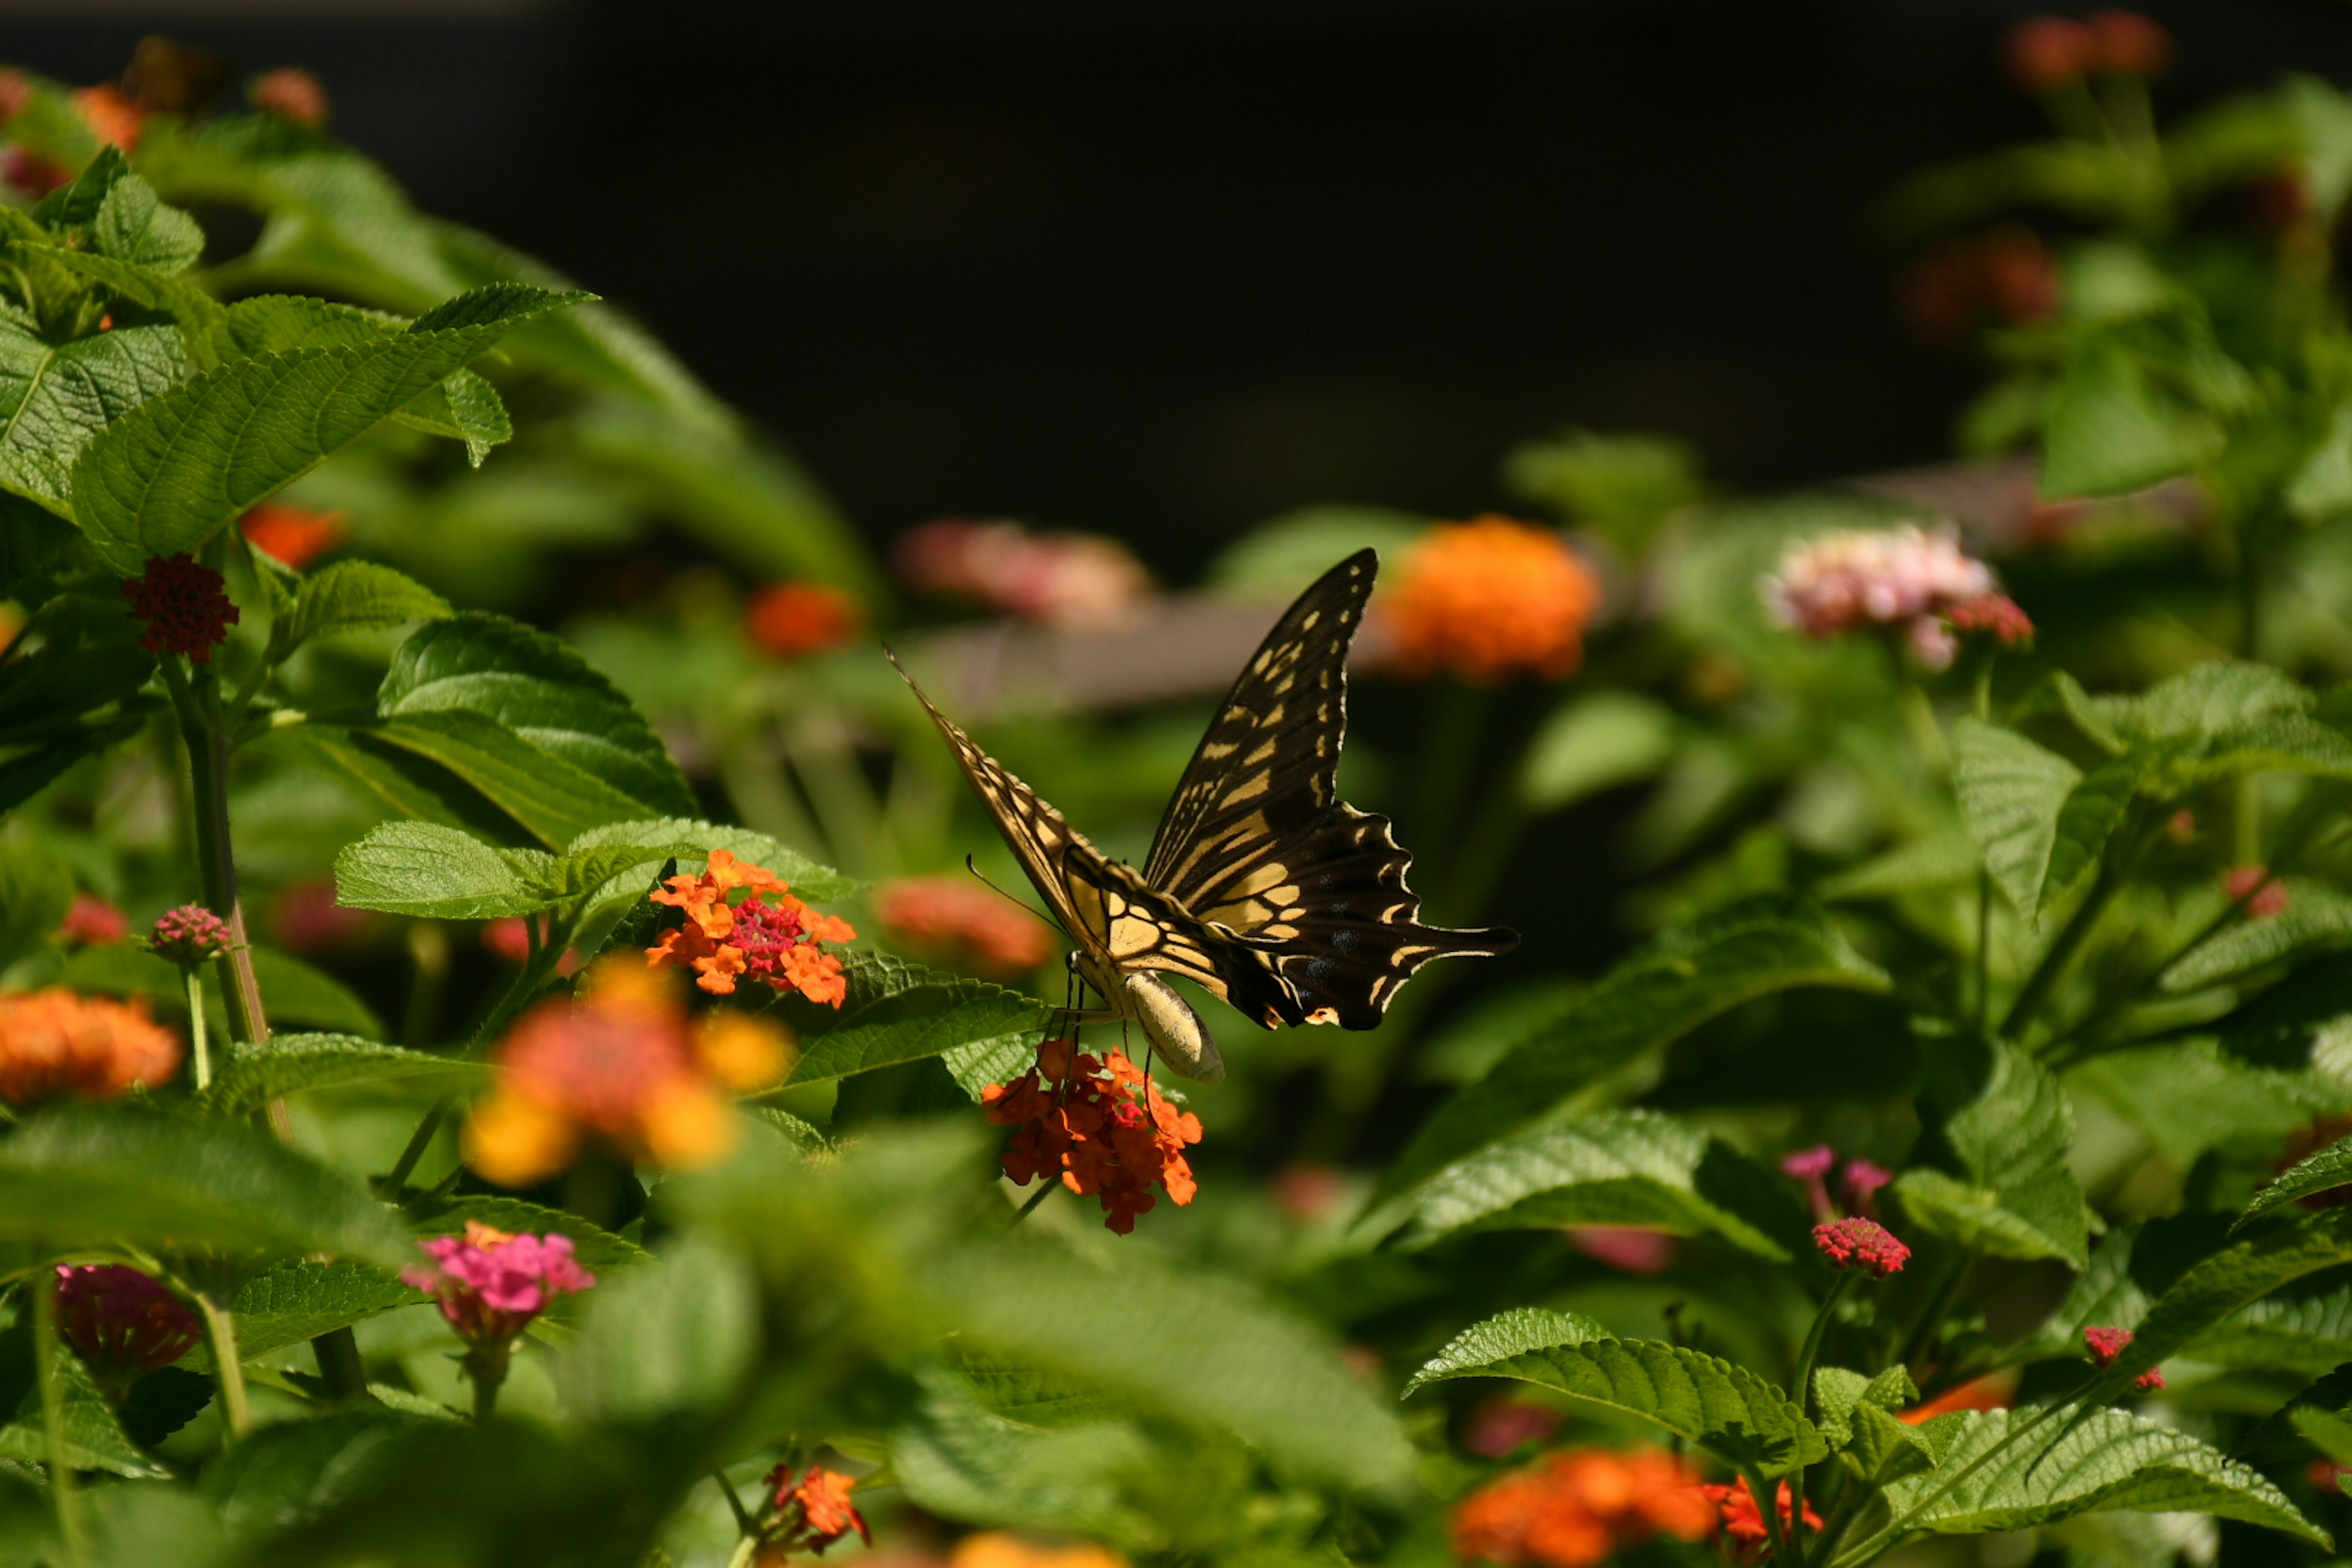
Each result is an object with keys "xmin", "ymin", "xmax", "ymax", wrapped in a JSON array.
[
  {"xmin": 2242, "ymin": 1136, "xmax": 2352, "ymax": 1231},
  {"xmin": 1897, "ymin": 1038, "xmax": 2093, "ymax": 1267},
  {"xmin": 777, "ymin": 953, "xmax": 1052, "ymax": 1087},
  {"xmin": 202, "ymin": 1034, "xmax": 482, "ymax": 1117},
  {"xmin": 1404, "ymin": 1307, "xmax": 1827, "ymax": 1475},
  {"xmin": 179, "ymin": 1261, "xmax": 421, "ymax": 1370}
]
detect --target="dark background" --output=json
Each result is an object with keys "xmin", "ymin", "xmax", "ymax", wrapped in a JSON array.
[{"xmin": 10, "ymin": 0, "xmax": 2352, "ymax": 581}]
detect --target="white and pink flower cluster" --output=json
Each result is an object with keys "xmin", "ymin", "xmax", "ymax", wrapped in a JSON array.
[
  {"xmin": 1762, "ymin": 523, "xmax": 1998, "ymax": 671},
  {"xmin": 893, "ymin": 518, "xmax": 1153, "ymax": 631}
]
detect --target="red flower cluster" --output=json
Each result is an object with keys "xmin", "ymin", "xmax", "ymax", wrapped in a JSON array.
[
  {"xmin": 1451, "ymin": 1446, "xmax": 1713, "ymax": 1567},
  {"xmin": 122, "ymin": 554, "xmax": 239, "ymax": 662},
  {"xmin": 1384, "ymin": 517, "xmax": 1602, "ymax": 684},
  {"xmin": 1945, "ymin": 592, "xmax": 2036, "ymax": 648},
  {"xmin": 1702, "ymin": 1477, "xmax": 1822, "ymax": 1558},
  {"xmin": 240, "ymin": 503, "xmax": 346, "ymax": 570},
  {"xmin": 58, "ymin": 892, "xmax": 128, "ymax": 946},
  {"xmin": 2223, "ymin": 865, "xmax": 2290, "ymax": 921},
  {"xmin": 760, "ymin": 1464, "xmax": 870, "ymax": 1556},
  {"xmin": 2084, "ymin": 1324, "xmax": 2165, "ymax": 1390},
  {"xmin": 894, "ymin": 518, "xmax": 1155, "ymax": 631},
  {"xmin": 982, "ymin": 1037, "xmax": 1204, "ymax": 1234},
  {"xmin": 1813, "ymin": 1216, "xmax": 1910, "ymax": 1278},
  {"xmin": 1904, "ymin": 227, "xmax": 2060, "ymax": 347},
  {"xmin": 148, "ymin": 904, "xmax": 232, "ymax": 965},
  {"xmin": 1782, "ymin": 1144, "xmax": 1893, "ymax": 1221},
  {"xmin": 648, "ymin": 850, "xmax": 856, "ymax": 1006},
  {"xmin": 249, "ymin": 67, "xmax": 329, "ymax": 127},
  {"xmin": 876, "ymin": 875, "xmax": 1057, "ymax": 979},
  {"xmin": 53, "ymin": 1264, "xmax": 202, "ymax": 1397},
  {"xmin": 2006, "ymin": 11, "xmax": 2171, "ymax": 91},
  {"xmin": 481, "ymin": 914, "xmax": 582, "ymax": 976},
  {"xmin": 745, "ymin": 582, "xmax": 862, "ymax": 658},
  {"xmin": 1460, "ymin": 1397, "xmax": 1565, "ymax": 1460},
  {"xmin": 271, "ymin": 880, "xmax": 375, "ymax": 952},
  {"xmin": 0, "ymin": 990, "xmax": 181, "ymax": 1104}
]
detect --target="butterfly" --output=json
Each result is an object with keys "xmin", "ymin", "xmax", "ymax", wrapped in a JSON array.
[{"xmin": 888, "ymin": 548, "xmax": 1516, "ymax": 1082}]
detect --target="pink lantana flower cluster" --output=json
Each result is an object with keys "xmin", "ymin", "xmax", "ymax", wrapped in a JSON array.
[
  {"xmin": 1762, "ymin": 523, "xmax": 1997, "ymax": 670},
  {"xmin": 1782, "ymin": 1143, "xmax": 1894, "ymax": 1221},
  {"xmin": 1813, "ymin": 1216, "xmax": 1912, "ymax": 1278},
  {"xmin": 2084, "ymin": 1324, "xmax": 2165, "ymax": 1390},
  {"xmin": 53, "ymin": 1263, "xmax": 202, "ymax": 1397},
  {"xmin": 402, "ymin": 1221, "xmax": 597, "ymax": 1345}
]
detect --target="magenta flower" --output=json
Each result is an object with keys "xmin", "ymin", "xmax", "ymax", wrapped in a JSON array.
[
  {"xmin": 1840, "ymin": 1159, "xmax": 1894, "ymax": 1218},
  {"xmin": 2083, "ymin": 1324, "xmax": 2132, "ymax": 1365},
  {"xmin": 54, "ymin": 1264, "xmax": 202, "ymax": 1395},
  {"xmin": 148, "ymin": 904, "xmax": 232, "ymax": 965},
  {"xmin": 401, "ymin": 1222, "xmax": 596, "ymax": 1346},
  {"xmin": 1782, "ymin": 1144, "xmax": 1838, "ymax": 1218},
  {"xmin": 1813, "ymin": 1217, "xmax": 1910, "ymax": 1278}
]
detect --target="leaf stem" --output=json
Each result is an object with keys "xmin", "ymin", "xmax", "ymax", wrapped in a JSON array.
[
  {"xmin": 181, "ymin": 962, "xmax": 213, "ymax": 1092},
  {"xmin": 159, "ymin": 660, "xmax": 272, "ymax": 1057},
  {"xmin": 1997, "ymin": 846, "xmax": 2131, "ymax": 1044},
  {"xmin": 32, "ymin": 1271, "xmax": 91, "ymax": 1568},
  {"xmin": 1896, "ymin": 1249, "xmax": 1975, "ymax": 1379},
  {"xmin": 1011, "ymin": 1181, "xmax": 1055, "ymax": 1224},
  {"xmin": 1743, "ymin": 1463, "xmax": 1799, "ymax": 1568},
  {"xmin": 1785, "ymin": 1273, "xmax": 1852, "ymax": 1566},
  {"xmin": 713, "ymin": 1468, "xmax": 758, "ymax": 1536},
  {"xmin": 194, "ymin": 1291, "xmax": 253, "ymax": 1442},
  {"xmin": 1972, "ymin": 869, "xmax": 1991, "ymax": 1038}
]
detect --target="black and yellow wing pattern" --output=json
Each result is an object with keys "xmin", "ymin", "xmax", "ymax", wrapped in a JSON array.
[{"xmin": 888, "ymin": 548, "xmax": 1515, "ymax": 1041}]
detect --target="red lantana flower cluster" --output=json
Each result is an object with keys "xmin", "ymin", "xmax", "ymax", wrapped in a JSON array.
[
  {"xmin": 649, "ymin": 850, "xmax": 856, "ymax": 1006},
  {"xmin": 121, "ymin": 554, "xmax": 239, "ymax": 662},
  {"xmin": 1781, "ymin": 1143, "xmax": 1893, "ymax": 1221},
  {"xmin": 1813, "ymin": 1216, "xmax": 1911, "ymax": 1278},
  {"xmin": 148, "ymin": 904, "xmax": 232, "ymax": 965},
  {"xmin": 2224, "ymin": 865, "xmax": 2291, "ymax": 921},
  {"xmin": 1945, "ymin": 592, "xmax": 2036, "ymax": 648},
  {"xmin": 239, "ymin": 502, "xmax": 346, "ymax": 570},
  {"xmin": 58, "ymin": 892, "xmax": 129, "ymax": 946},
  {"xmin": 2084, "ymin": 1324, "xmax": 2165, "ymax": 1390},
  {"xmin": 53, "ymin": 1264, "xmax": 202, "ymax": 1398},
  {"xmin": 2005, "ymin": 10, "xmax": 2170, "ymax": 92},
  {"xmin": 982, "ymin": 1037, "xmax": 1204, "ymax": 1234},
  {"xmin": 876, "ymin": 875, "xmax": 1057, "ymax": 979},
  {"xmin": 1702, "ymin": 1477, "xmax": 1823, "ymax": 1560},
  {"xmin": 1450, "ymin": 1446, "xmax": 1713, "ymax": 1568},
  {"xmin": 756, "ymin": 1464, "xmax": 870, "ymax": 1558},
  {"xmin": 745, "ymin": 582, "xmax": 862, "ymax": 658}
]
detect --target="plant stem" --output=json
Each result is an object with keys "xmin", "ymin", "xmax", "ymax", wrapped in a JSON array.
[
  {"xmin": 1784, "ymin": 1272, "xmax": 1852, "ymax": 1565},
  {"xmin": 1896, "ymin": 1250, "xmax": 1975, "ymax": 1378},
  {"xmin": 1417, "ymin": 682, "xmax": 1493, "ymax": 866},
  {"xmin": 1011, "ymin": 1182, "xmax": 1055, "ymax": 1223},
  {"xmin": 32, "ymin": 1272, "xmax": 91, "ymax": 1568},
  {"xmin": 1997, "ymin": 856, "xmax": 2128, "ymax": 1044},
  {"xmin": 195, "ymin": 1291, "xmax": 253, "ymax": 1442},
  {"xmin": 1744, "ymin": 1464, "xmax": 1798, "ymax": 1568},
  {"xmin": 384, "ymin": 1094, "xmax": 456, "ymax": 1195},
  {"xmin": 159, "ymin": 660, "xmax": 271, "ymax": 1056},
  {"xmin": 181, "ymin": 963, "xmax": 213, "ymax": 1091},
  {"xmin": 473, "ymin": 1372, "xmax": 500, "ymax": 1423},
  {"xmin": 713, "ymin": 1468, "xmax": 758, "ymax": 1536},
  {"xmin": 1972, "ymin": 870, "xmax": 1991, "ymax": 1037},
  {"xmin": 312, "ymin": 1325, "xmax": 371, "ymax": 1404}
]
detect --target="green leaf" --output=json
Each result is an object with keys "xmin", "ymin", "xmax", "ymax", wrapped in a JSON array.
[
  {"xmin": 211, "ymin": 295, "xmax": 404, "ymax": 357},
  {"xmin": 1951, "ymin": 717, "xmax": 2105, "ymax": 928},
  {"xmin": 1380, "ymin": 899, "xmax": 1888, "ymax": 1200},
  {"xmin": 2097, "ymin": 659, "xmax": 2310, "ymax": 742},
  {"xmin": 566, "ymin": 817, "xmax": 856, "ymax": 904},
  {"xmin": 1815, "ymin": 827, "xmax": 1979, "ymax": 903},
  {"xmin": 775, "ymin": 952, "xmax": 1054, "ymax": 1087},
  {"xmin": 32, "ymin": 246, "xmax": 227, "ymax": 357},
  {"xmin": 70, "ymin": 282, "xmax": 587, "ymax": 572},
  {"xmin": 364, "ymin": 710, "xmax": 658, "ymax": 851},
  {"xmin": 1518, "ymin": 692, "xmax": 1677, "ymax": 813},
  {"xmin": 203, "ymin": 1034, "xmax": 483, "ymax": 1117},
  {"xmin": 31, "ymin": 146, "xmax": 129, "ymax": 230},
  {"xmin": 333, "ymin": 820, "xmax": 554, "ymax": 919},
  {"xmin": 179, "ymin": 1261, "xmax": 421, "ymax": 1371},
  {"xmin": 2070, "ymin": 1039, "xmax": 2352, "ymax": 1173},
  {"xmin": 941, "ymin": 1032, "xmax": 1046, "ymax": 1102},
  {"xmin": 0, "ymin": 320, "xmax": 186, "ymax": 516},
  {"xmin": 91, "ymin": 173, "xmax": 203, "ymax": 274},
  {"xmin": 2039, "ymin": 339, "xmax": 2220, "ymax": 499},
  {"xmin": 0, "ymin": 1106, "xmax": 412, "ymax": 1269},
  {"xmin": 1811, "ymin": 1365, "xmax": 1918, "ymax": 1449},
  {"xmin": 546, "ymin": 1235, "xmax": 757, "ymax": 1423},
  {"xmin": 1897, "ymin": 1038, "xmax": 2091, "ymax": 1267},
  {"xmin": 1398, "ymin": 1110, "xmax": 1809, "ymax": 1258},
  {"xmin": 1403, "ymin": 1307, "xmax": 1825, "ymax": 1476},
  {"xmin": 401, "ymin": 1195, "xmax": 647, "ymax": 1272},
  {"xmin": 0, "ymin": 838, "xmax": 73, "ymax": 969},
  {"xmin": 274, "ymin": 560, "xmax": 450, "ymax": 655},
  {"xmin": 1882, "ymin": 1404, "xmax": 2325, "ymax": 1545},
  {"xmin": 2192, "ymin": 1284, "xmax": 2352, "ymax": 1376},
  {"xmin": 56, "ymin": 942, "xmax": 385, "ymax": 1039},
  {"xmin": 891, "ymin": 1362, "xmax": 1156, "ymax": 1545},
  {"xmin": 257, "ymin": 720, "xmax": 544, "ymax": 846},
  {"xmin": 388, "ymin": 366, "xmax": 510, "ymax": 467},
  {"xmin": 2242, "ymin": 1137, "xmax": 2352, "ymax": 1232},
  {"xmin": 0, "ymin": 1327, "xmax": 165, "ymax": 1477},
  {"xmin": 2160, "ymin": 880, "xmax": 2352, "ymax": 993},
  {"xmin": 379, "ymin": 612, "xmax": 693, "ymax": 818},
  {"xmin": 2295, "ymin": 1406, "xmax": 2352, "ymax": 1468},
  {"xmin": 202, "ymin": 1408, "xmax": 428, "ymax": 1544},
  {"xmin": 1847, "ymin": 1400, "xmax": 1937, "ymax": 1484}
]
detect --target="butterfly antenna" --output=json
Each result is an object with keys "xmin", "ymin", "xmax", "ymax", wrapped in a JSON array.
[{"xmin": 963, "ymin": 855, "xmax": 1064, "ymax": 934}]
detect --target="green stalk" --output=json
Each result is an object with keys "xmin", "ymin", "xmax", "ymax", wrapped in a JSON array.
[
  {"xmin": 1972, "ymin": 870, "xmax": 1992, "ymax": 1038},
  {"xmin": 1743, "ymin": 1463, "xmax": 1799, "ymax": 1568},
  {"xmin": 1011, "ymin": 1182, "xmax": 1055, "ymax": 1223},
  {"xmin": 32, "ymin": 1272, "xmax": 91, "ymax": 1568},
  {"xmin": 1416, "ymin": 681, "xmax": 1494, "ymax": 862},
  {"xmin": 180, "ymin": 962, "xmax": 212, "ymax": 1092},
  {"xmin": 1997, "ymin": 855, "xmax": 2130, "ymax": 1044},
  {"xmin": 158, "ymin": 661, "xmax": 271, "ymax": 1058},
  {"xmin": 1785, "ymin": 1272, "xmax": 1853, "ymax": 1563},
  {"xmin": 1896, "ymin": 1250, "xmax": 1975, "ymax": 1378},
  {"xmin": 194, "ymin": 1291, "xmax": 252, "ymax": 1442}
]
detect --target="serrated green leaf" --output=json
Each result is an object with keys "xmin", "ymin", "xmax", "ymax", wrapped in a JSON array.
[
  {"xmin": 1403, "ymin": 1306, "xmax": 1825, "ymax": 1475},
  {"xmin": 2101, "ymin": 660, "xmax": 2311, "ymax": 742},
  {"xmin": 364, "ymin": 710, "xmax": 657, "ymax": 851},
  {"xmin": 276, "ymin": 560, "xmax": 450, "ymax": 654},
  {"xmin": 1895, "ymin": 1167, "xmax": 2093, "ymax": 1267},
  {"xmin": 2073, "ymin": 1038, "xmax": 2352, "ymax": 1174},
  {"xmin": 2161, "ymin": 881, "xmax": 2352, "ymax": 993},
  {"xmin": 390, "ymin": 366, "xmax": 510, "ymax": 467},
  {"xmin": 891, "ymin": 1362, "xmax": 1157, "ymax": 1545},
  {"xmin": 179, "ymin": 1261, "xmax": 421, "ymax": 1372},
  {"xmin": 2039, "ymin": 339, "xmax": 2220, "ymax": 499},
  {"xmin": 401, "ymin": 1196, "xmax": 646, "ymax": 1273},
  {"xmin": 203, "ymin": 1033, "xmax": 483, "ymax": 1117},
  {"xmin": 2294, "ymin": 1406, "xmax": 2352, "ymax": 1467},
  {"xmin": 566, "ymin": 817, "xmax": 855, "ymax": 905},
  {"xmin": 2192, "ymin": 1284, "xmax": 2352, "ymax": 1376},
  {"xmin": 91, "ymin": 173, "xmax": 202, "ymax": 274},
  {"xmin": 256, "ymin": 720, "xmax": 543, "ymax": 845},
  {"xmin": 333, "ymin": 820, "xmax": 554, "ymax": 918},
  {"xmin": 2242, "ymin": 1364, "xmax": 2352, "ymax": 1455},
  {"xmin": 1381, "ymin": 899, "xmax": 1888, "ymax": 1200},
  {"xmin": 213, "ymin": 295, "xmax": 404, "ymax": 357},
  {"xmin": 0, "ymin": 1327, "xmax": 165, "ymax": 1477},
  {"xmin": 1812, "ymin": 1365, "xmax": 1918, "ymax": 1449},
  {"xmin": 941, "ymin": 1031, "xmax": 1047, "ymax": 1102},
  {"xmin": 202, "ymin": 1408, "xmax": 429, "ymax": 1544},
  {"xmin": 1882, "ymin": 1404, "xmax": 2324, "ymax": 1545},
  {"xmin": 0, "ymin": 1106, "xmax": 412, "ymax": 1269},
  {"xmin": 0, "ymin": 319, "xmax": 186, "ymax": 516},
  {"xmin": 1899, "ymin": 1038, "xmax": 2090, "ymax": 1267},
  {"xmin": 1951, "ymin": 718, "xmax": 2084, "ymax": 927},
  {"xmin": 70, "ymin": 283, "xmax": 586, "ymax": 572},
  {"xmin": 32, "ymin": 247, "xmax": 227, "ymax": 359},
  {"xmin": 1847, "ymin": 1400, "xmax": 1937, "ymax": 1484},
  {"xmin": 773, "ymin": 952, "xmax": 1054, "ymax": 1087},
  {"xmin": 1398, "ymin": 1110, "xmax": 1808, "ymax": 1259},
  {"xmin": 379, "ymin": 612, "xmax": 693, "ymax": 819},
  {"xmin": 2242, "ymin": 1137, "xmax": 2352, "ymax": 1232}
]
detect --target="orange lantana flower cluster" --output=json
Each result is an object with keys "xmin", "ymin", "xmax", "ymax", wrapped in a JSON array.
[
  {"xmin": 1451, "ymin": 1446, "xmax": 1713, "ymax": 1568},
  {"xmin": 648, "ymin": 851, "xmax": 856, "ymax": 1006},
  {"xmin": 982, "ymin": 1038, "xmax": 1204, "ymax": 1234},
  {"xmin": 464, "ymin": 959, "xmax": 796, "ymax": 1186},
  {"xmin": 1385, "ymin": 518, "xmax": 1602, "ymax": 684},
  {"xmin": 0, "ymin": 990, "xmax": 181, "ymax": 1105},
  {"xmin": 876, "ymin": 875, "xmax": 1057, "ymax": 979}
]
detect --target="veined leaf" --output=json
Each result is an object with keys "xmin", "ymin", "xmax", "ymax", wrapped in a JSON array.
[
  {"xmin": 0, "ymin": 318, "xmax": 186, "ymax": 517},
  {"xmin": 546, "ymin": 1235, "xmax": 757, "ymax": 1423},
  {"xmin": 333, "ymin": 820, "xmax": 555, "ymax": 918},
  {"xmin": 1882, "ymin": 1405, "xmax": 2324, "ymax": 1545},
  {"xmin": 1951, "ymin": 717, "xmax": 2114, "ymax": 927},
  {"xmin": 2241, "ymin": 1136, "xmax": 2352, "ymax": 1232},
  {"xmin": 1381, "ymin": 899, "xmax": 1888, "ymax": 1201},
  {"xmin": 0, "ymin": 1328, "xmax": 165, "ymax": 1477},
  {"xmin": 1518, "ymin": 692, "xmax": 1677, "ymax": 813},
  {"xmin": 179, "ymin": 1260, "xmax": 421, "ymax": 1371},
  {"xmin": 1403, "ymin": 1306, "xmax": 1825, "ymax": 1476},
  {"xmin": 32, "ymin": 246, "xmax": 227, "ymax": 357},
  {"xmin": 275, "ymin": 560, "xmax": 450, "ymax": 655},
  {"xmin": 379, "ymin": 612, "xmax": 693, "ymax": 818},
  {"xmin": 203, "ymin": 1033, "xmax": 483, "ymax": 1116},
  {"xmin": 1815, "ymin": 827, "xmax": 1978, "ymax": 903},
  {"xmin": 91, "ymin": 172, "xmax": 203, "ymax": 274},
  {"xmin": 891, "ymin": 1362, "xmax": 1157, "ymax": 1545},
  {"xmin": 0, "ymin": 1106, "xmax": 412, "ymax": 1269},
  {"xmin": 2071, "ymin": 1038, "xmax": 2352, "ymax": 1174},
  {"xmin": 1811, "ymin": 1365, "xmax": 1918, "ymax": 1450},
  {"xmin": 2038, "ymin": 339, "xmax": 2220, "ymax": 499},
  {"xmin": 2192, "ymin": 1284, "xmax": 2352, "ymax": 1376},
  {"xmin": 70, "ymin": 282, "xmax": 588, "ymax": 572},
  {"xmin": 2097, "ymin": 659, "xmax": 2310, "ymax": 743},
  {"xmin": 775, "ymin": 953, "xmax": 1053, "ymax": 1087},
  {"xmin": 567, "ymin": 817, "xmax": 856, "ymax": 904},
  {"xmin": 365, "ymin": 710, "xmax": 657, "ymax": 851},
  {"xmin": 1398, "ymin": 1110, "xmax": 1809, "ymax": 1259},
  {"xmin": 1899, "ymin": 1038, "xmax": 2090, "ymax": 1268},
  {"xmin": 202, "ymin": 1408, "xmax": 431, "ymax": 1544},
  {"xmin": 402, "ymin": 1196, "xmax": 647, "ymax": 1272},
  {"xmin": 2160, "ymin": 880, "xmax": 2352, "ymax": 993}
]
